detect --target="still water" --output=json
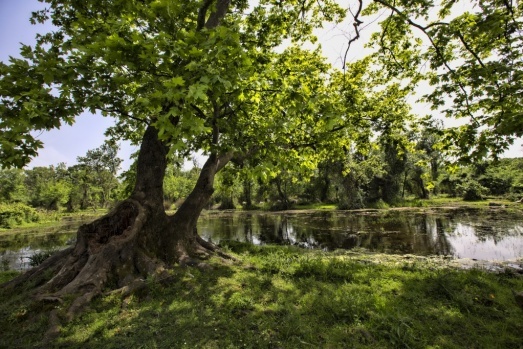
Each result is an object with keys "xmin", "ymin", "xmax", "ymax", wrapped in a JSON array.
[
  {"xmin": 0, "ymin": 217, "xmax": 88, "ymax": 270},
  {"xmin": 1, "ymin": 208, "xmax": 522, "ymax": 270},
  {"xmin": 198, "ymin": 208, "xmax": 523, "ymax": 261}
]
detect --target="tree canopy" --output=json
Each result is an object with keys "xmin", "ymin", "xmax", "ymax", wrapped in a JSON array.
[
  {"xmin": 1, "ymin": 0, "xmax": 521, "ymax": 171},
  {"xmin": 0, "ymin": 0, "xmax": 346, "ymax": 171},
  {"xmin": 363, "ymin": 0, "xmax": 522, "ymax": 159}
]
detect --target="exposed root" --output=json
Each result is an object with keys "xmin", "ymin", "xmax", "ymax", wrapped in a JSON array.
[
  {"xmin": 44, "ymin": 310, "xmax": 62, "ymax": 343},
  {"xmin": 1, "ymin": 196, "xmax": 240, "ymax": 342},
  {"xmin": 174, "ymin": 235, "xmax": 238, "ymax": 272},
  {"xmin": 65, "ymin": 287, "xmax": 101, "ymax": 321},
  {"xmin": 107, "ymin": 278, "xmax": 147, "ymax": 298},
  {"xmin": 196, "ymin": 235, "xmax": 238, "ymax": 261}
]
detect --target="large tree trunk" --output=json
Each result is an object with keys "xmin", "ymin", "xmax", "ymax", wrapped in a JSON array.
[
  {"xmin": 1, "ymin": 125, "xmax": 233, "ymax": 331},
  {"xmin": 1, "ymin": 0, "xmax": 236, "ymax": 339}
]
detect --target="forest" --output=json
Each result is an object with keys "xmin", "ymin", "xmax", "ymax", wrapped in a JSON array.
[
  {"xmin": 1, "ymin": 142, "xmax": 522, "ymax": 229},
  {"xmin": 1, "ymin": 125, "xmax": 522, "ymax": 227},
  {"xmin": 1, "ymin": 0, "xmax": 523, "ymax": 347}
]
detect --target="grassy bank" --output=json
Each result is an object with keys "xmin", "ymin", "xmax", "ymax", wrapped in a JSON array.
[
  {"xmin": 293, "ymin": 196, "xmax": 523, "ymax": 213},
  {"xmin": 1, "ymin": 243, "xmax": 522, "ymax": 348},
  {"xmin": 0, "ymin": 209, "xmax": 106, "ymax": 233}
]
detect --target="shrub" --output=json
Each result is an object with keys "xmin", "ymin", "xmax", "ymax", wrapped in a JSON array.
[
  {"xmin": 28, "ymin": 250, "xmax": 55, "ymax": 267},
  {"xmin": 0, "ymin": 203, "xmax": 40, "ymax": 228},
  {"xmin": 457, "ymin": 180, "xmax": 488, "ymax": 201},
  {"xmin": 369, "ymin": 199, "xmax": 390, "ymax": 209}
]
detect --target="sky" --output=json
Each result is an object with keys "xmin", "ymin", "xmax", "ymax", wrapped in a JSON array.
[
  {"xmin": 0, "ymin": 0, "xmax": 137, "ymax": 171},
  {"xmin": 0, "ymin": 0, "xmax": 521, "ymax": 173}
]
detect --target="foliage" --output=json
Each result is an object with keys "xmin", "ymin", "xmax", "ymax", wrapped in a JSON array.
[
  {"xmin": 1, "ymin": 244, "xmax": 523, "ymax": 348},
  {"xmin": 480, "ymin": 158, "xmax": 523, "ymax": 196},
  {"xmin": 25, "ymin": 164, "xmax": 71, "ymax": 210},
  {"xmin": 0, "ymin": 168, "xmax": 28, "ymax": 203},
  {"xmin": 0, "ymin": 0, "xmax": 519, "ymax": 214},
  {"xmin": 75, "ymin": 143, "xmax": 122, "ymax": 209},
  {"xmin": 0, "ymin": 141, "xmax": 122, "ymax": 212},
  {"xmin": 336, "ymin": 152, "xmax": 385, "ymax": 210},
  {"xmin": 0, "ymin": 0, "xmax": 347, "ymax": 175},
  {"xmin": 457, "ymin": 179, "xmax": 488, "ymax": 201},
  {"xmin": 366, "ymin": 0, "xmax": 523, "ymax": 159},
  {"xmin": 0, "ymin": 202, "xmax": 39, "ymax": 228},
  {"xmin": 163, "ymin": 163, "xmax": 200, "ymax": 209},
  {"xmin": 213, "ymin": 167, "xmax": 241, "ymax": 209},
  {"xmin": 65, "ymin": 142, "xmax": 123, "ymax": 210},
  {"xmin": 28, "ymin": 250, "xmax": 55, "ymax": 267},
  {"xmin": 439, "ymin": 158, "xmax": 523, "ymax": 200}
]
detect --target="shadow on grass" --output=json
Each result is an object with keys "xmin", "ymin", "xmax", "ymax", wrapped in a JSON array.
[{"xmin": 1, "ymin": 242, "xmax": 523, "ymax": 348}]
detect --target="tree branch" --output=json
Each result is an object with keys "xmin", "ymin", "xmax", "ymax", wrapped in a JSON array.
[
  {"xmin": 211, "ymin": 99, "xmax": 220, "ymax": 145},
  {"xmin": 205, "ymin": 0, "xmax": 231, "ymax": 29},
  {"xmin": 343, "ymin": 0, "xmax": 364, "ymax": 72},
  {"xmin": 99, "ymin": 107, "xmax": 149, "ymax": 125},
  {"xmin": 455, "ymin": 31, "xmax": 486, "ymax": 69},
  {"xmin": 373, "ymin": 0, "xmax": 481, "ymax": 127},
  {"xmin": 197, "ymin": 0, "xmax": 214, "ymax": 31},
  {"xmin": 191, "ymin": 104, "xmax": 207, "ymax": 119},
  {"xmin": 379, "ymin": 11, "xmax": 405, "ymax": 71}
]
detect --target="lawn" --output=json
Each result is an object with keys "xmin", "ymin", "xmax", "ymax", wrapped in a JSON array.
[{"xmin": 1, "ymin": 242, "xmax": 522, "ymax": 348}]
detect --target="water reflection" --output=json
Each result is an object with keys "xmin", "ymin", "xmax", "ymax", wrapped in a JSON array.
[
  {"xmin": 0, "ymin": 209, "xmax": 522, "ymax": 270},
  {"xmin": 198, "ymin": 209, "xmax": 523, "ymax": 261},
  {"xmin": 0, "ymin": 219, "xmax": 84, "ymax": 270}
]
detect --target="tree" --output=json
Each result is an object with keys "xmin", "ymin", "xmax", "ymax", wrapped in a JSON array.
[
  {"xmin": 163, "ymin": 161, "xmax": 200, "ymax": 209},
  {"xmin": 76, "ymin": 142, "xmax": 123, "ymax": 208},
  {"xmin": 213, "ymin": 167, "xmax": 241, "ymax": 209},
  {"xmin": 66, "ymin": 164, "xmax": 96, "ymax": 211},
  {"xmin": 25, "ymin": 164, "xmax": 71, "ymax": 210},
  {"xmin": 0, "ymin": 168, "xmax": 27, "ymax": 203},
  {"xmin": 0, "ymin": 0, "xmax": 521, "ymax": 328},
  {"xmin": 0, "ymin": 0, "xmax": 347, "ymax": 320},
  {"xmin": 413, "ymin": 117, "xmax": 445, "ymax": 195},
  {"xmin": 363, "ymin": 0, "xmax": 523, "ymax": 159}
]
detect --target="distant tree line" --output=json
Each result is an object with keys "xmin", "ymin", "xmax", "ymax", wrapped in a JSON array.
[
  {"xmin": 1, "ymin": 137, "xmax": 521, "ymax": 228},
  {"xmin": 0, "ymin": 143, "xmax": 122, "ymax": 211},
  {"xmin": 208, "ymin": 118, "xmax": 523, "ymax": 209}
]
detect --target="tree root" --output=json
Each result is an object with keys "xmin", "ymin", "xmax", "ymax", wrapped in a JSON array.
[
  {"xmin": 196, "ymin": 235, "xmax": 238, "ymax": 261},
  {"xmin": 1, "ymin": 198, "xmax": 240, "ymax": 341}
]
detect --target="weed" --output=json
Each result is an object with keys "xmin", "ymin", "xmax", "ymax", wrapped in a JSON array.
[
  {"xmin": 1, "ymin": 258, "xmax": 9, "ymax": 271},
  {"xmin": 28, "ymin": 250, "xmax": 55, "ymax": 267}
]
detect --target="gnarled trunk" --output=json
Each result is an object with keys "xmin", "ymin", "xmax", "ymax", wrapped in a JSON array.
[{"xmin": 1, "ymin": 125, "xmax": 233, "ymax": 330}]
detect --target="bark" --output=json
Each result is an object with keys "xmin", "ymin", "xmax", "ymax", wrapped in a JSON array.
[
  {"xmin": 274, "ymin": 177, "xmax": 291, "ymax": 210},
  {"xmin": 242, "ymin": 179, "xmax": 253, "ymax": 209}
]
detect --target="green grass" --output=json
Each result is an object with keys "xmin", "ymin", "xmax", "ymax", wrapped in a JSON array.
[
  {"xmin": 0, "ymin": 209, "xmax": 106, "ymax": 233},
  {"xmin": 257, "ymin": 196, "xmax": 522, "ymax": 212},
  {"xmin": 293, "ymin": 203, "xmax": 338, "ymax": 210},
  {"xmin": 410, "ymin": 195, "xmax": 518, "ymax": 208},
  {"xmin": 1, "ymin": 243, "xmax": 523, "ymax": 348}
]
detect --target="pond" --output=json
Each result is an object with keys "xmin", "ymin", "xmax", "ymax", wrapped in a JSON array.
[
  {"xmin": 197, "ymin": 208, "xmax": 523, "ymax": 261},
  {"xmin": 1, "ymin": 208, "xmax": 522, "ymax": 270},
  {"xmin": 0, "ymin": 217, "xmax": 91, "ymax": 271}
]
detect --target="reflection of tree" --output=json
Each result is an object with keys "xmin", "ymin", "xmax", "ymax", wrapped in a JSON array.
[
  {"xmin": 445, "ymin": 209, "xmax": 523, "ymax": 245},
  {"xmin": 242, "ymin": 216, "xmax": 253, "ymax": 244},
  {"xmin": 430, "ymin": 218, "xmax": 454, "ymax": 256},
  {"xmin": 197, "ymin": 210, "xmax": 522, "ymax": 258}
]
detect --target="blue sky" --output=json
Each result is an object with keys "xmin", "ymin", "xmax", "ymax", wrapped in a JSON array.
[
  {"xmin": 0, "ymin": 0, "xmax": 136, "ymax": 171},
  {"xmin": 0, "ymin": 0, "xmax": 521, "ymax": 171}
]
